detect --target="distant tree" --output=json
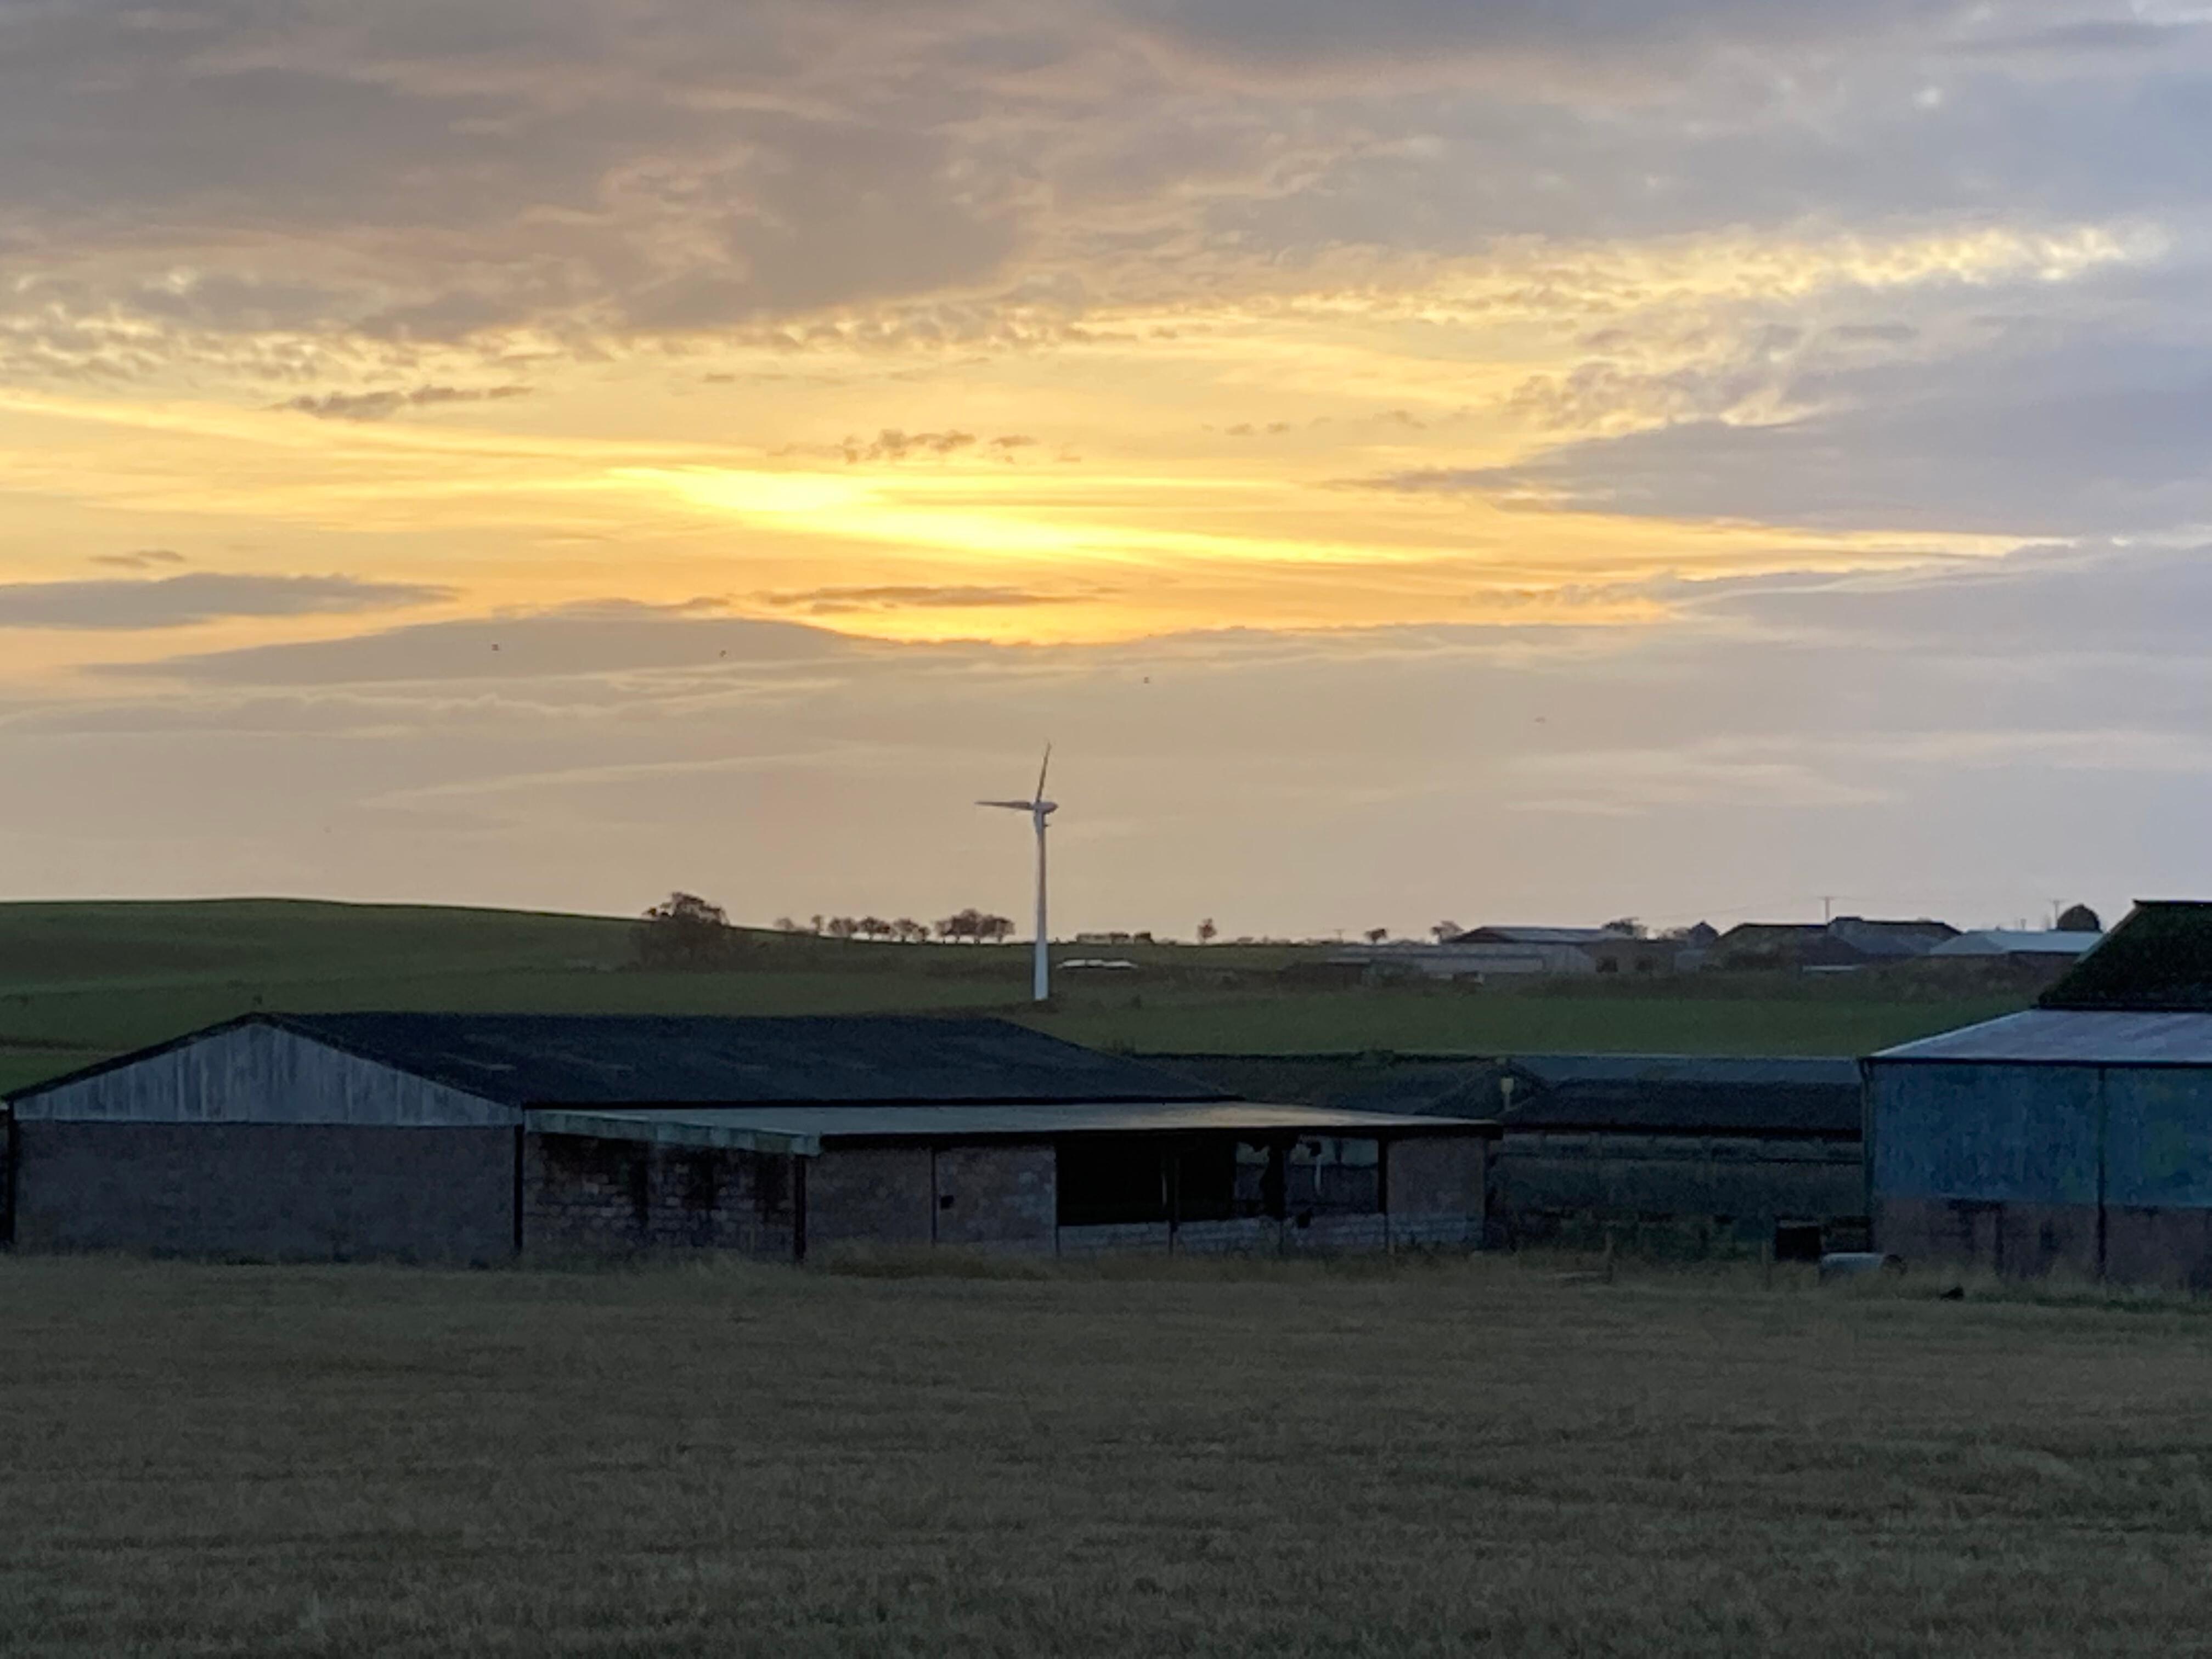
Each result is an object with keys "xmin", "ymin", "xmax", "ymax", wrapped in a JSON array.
[
  {"xmin": 825, "ymin": 916, "xmax": 859, "ymax": 940},
  {"xmin": 980, "ymin": 913, "xmax": 1015, "ymax": 944},
  {"xmin": 808, "ymin": 914, "xmax": 824, "ymax": 935},
  {"xmin": 1430, "ymin": 920, "xmax": 1463, "ymax": 943},
  {"xmin": 773, "ymin": 916, "xmax": 800, "ymax": 934},
  {"xmin": 1601, "ymin": 917, "xmax": 1646, "ymax": 938},
  {"xmin": 894, "ymin": 918, "xmax": 928, "ymax": 944},
  {"xmin": 1364, "ymin": 927, "xmax": 1389, "ymax": 945},
  {"xmin": 2056, "ymin": 903, "xmax": 2103, "ymax": 933},
  {"xmin": 635, "ymin": 891, "xmax": 741, "ymax": 969},
  {"xmin": 938, "ymin": 908, "xmax": 992, "ymax": 943},
  {"xmin": 1197, "ymin": 918, "xmax": 1218, "ymax": 945}
]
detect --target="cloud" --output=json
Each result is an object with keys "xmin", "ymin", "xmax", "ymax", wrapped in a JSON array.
[
  {"xmin": 104, "ymin": 602, "xmax": 859, "ymax": 682},
  {"xmin": 838, "ymin": 430, "xmax": 979, "ymax": 463},
  {"xmin": 89, "ymin": 549, "xmax": 188, "ymax": 571},
  {"xmin": 277, "ymin": 385, "xmax": 532, "ymax": 421},
  {"xmin": 755, "ymin": 585, "xmax": 1101, "ymax": 615},
  {"xmin": 0, "ymin": 573, "xmax": 454, "ymax": 631}
]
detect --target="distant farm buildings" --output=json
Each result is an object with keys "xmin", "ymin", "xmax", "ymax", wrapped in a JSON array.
[
  {"xmin": 1330, "ymin": 924, "xmax": 1688, "ymax": 981},
  {"xmin": 1867, "ymin": 901, "xmax": 2212, "ymax": 1286},
  {"xmin": 1713, "ymin": 916, "xmax": 1959, "ymax": 971},
  {"xmin": 0, "ymin": 1013, "xmax": 1494, "ymax": 1262}
]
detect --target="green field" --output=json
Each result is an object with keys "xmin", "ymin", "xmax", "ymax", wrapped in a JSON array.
[
  {"xmin": 0, "ymin": 898, "xmax": 2030, "ymax": 1092},
  {"xmin": 6, "ymin": 1252, "xmax": 2210, "ymax": 1657}
]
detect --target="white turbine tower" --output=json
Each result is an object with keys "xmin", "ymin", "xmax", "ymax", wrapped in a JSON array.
[{"xmin": 978, "ymin": 746, "xmax": 1057, "ymax": 1003}]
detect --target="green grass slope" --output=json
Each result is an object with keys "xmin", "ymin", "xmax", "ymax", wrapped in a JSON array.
[{"xmin": 0, "ymin": 898, "xmax": 2029, "ymax": 1092}]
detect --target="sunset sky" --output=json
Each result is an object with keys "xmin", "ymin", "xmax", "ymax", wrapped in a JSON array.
[{"xmin": 5, "ymin": 1, "xmax": 2210, "ymax": 934}]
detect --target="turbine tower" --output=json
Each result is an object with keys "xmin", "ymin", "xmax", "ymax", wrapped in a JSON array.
[{"xmin": 978, "ymin": 746, "xmax": 1057, "ymax": 1002}]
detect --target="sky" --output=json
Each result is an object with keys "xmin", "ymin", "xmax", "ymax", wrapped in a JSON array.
[{"xmin": 3, "ymin": 1, "xmax": 2210, "ymax": 936}]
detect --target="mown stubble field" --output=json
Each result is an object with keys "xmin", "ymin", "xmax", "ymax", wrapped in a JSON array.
[{"xmin": 6, "ymin": 1255, "xmax": 2210, "ymax": 1657}]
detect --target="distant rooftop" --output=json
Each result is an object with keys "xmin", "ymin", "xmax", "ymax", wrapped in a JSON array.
[
  {"xmin": 1930, "ymin": 929, "xmax": 2102, "ymax": 958},
  {"xmin": 1449, "ymin": 926, "xmax": 1627, "ymax": 946},
  {"xmin": 2039, "ymin": 901, "xmax": 2212, "ymax": 1013}
]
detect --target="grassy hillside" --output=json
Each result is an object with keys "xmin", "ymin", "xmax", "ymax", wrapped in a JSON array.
[{"xmin": 0, "ymin": 898, "xmax": 2030, "ymax": 1092}]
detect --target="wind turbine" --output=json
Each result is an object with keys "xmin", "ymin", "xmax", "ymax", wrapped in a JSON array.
[{"xmin": 978, "ymin": 745, "xmax": 1057, "ymax": 1002}]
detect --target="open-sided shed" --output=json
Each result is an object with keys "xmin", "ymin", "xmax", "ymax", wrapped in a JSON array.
[{"xmin": 1, "ymin": 1012, "xmax": 1494, "ymax": 1262}]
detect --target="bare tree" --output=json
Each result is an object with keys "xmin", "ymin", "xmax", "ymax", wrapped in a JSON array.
[
  {"xmin": 1600, "ymin": 917, "xmax": 1646, "ymax": 938},
  {"xmin": 1364, "ymin": 927, "xmax": 1389, "ymax": 945},
  {"xmin": 1430, "ymin": 920, "xmax": 1463, "ymax": 943},
  {"xmin": 1197, "ymin": 918, "xmax": 1218, "ymax": 945}
]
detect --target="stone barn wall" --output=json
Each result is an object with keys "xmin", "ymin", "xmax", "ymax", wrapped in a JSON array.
[
  {"xmin": 522, "ymin": 1132, "xmax": 799, "ymax": 1259},
  {"xmin": 11, "ymin": 1121, "xmax": 515, "ymax": 1262}
]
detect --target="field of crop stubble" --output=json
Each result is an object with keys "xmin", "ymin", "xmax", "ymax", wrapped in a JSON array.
[{"xmin": 6, "ymin": 1254, "xmax": 2211, "ymax": 1657}]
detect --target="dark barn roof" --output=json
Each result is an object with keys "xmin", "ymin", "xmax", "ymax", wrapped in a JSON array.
[
  {"xmin": 12, "ymin": 1012, "xmax": 1230, "ymax": 1110},
  {"xmin": 1501, "ymin": 1054, "xmax": 1863, "ymax": 1137},
  {"xmin": 2039, "ymin": 901, "xmax": 2212, "ymax": 1013}
]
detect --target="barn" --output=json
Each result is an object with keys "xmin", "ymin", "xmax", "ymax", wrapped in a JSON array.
[
  {"xmin": 1154, "ymin": 1050, "xmax": 1865, "ymax": 1254},
  {"xmin": 0, "ymin": 1012, "xmax": 1493, "ymax": 1263},
  {"xmin": 1489, "ymin": 1054, "xmax": 1865, "ymax": 1255},
  {"xmin": 1866, "ymin": 901, "xmax": 2212, "ymax": 1285}
]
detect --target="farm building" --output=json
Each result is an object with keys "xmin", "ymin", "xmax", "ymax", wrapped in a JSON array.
[
  {"xmin": 0, "ymin": 1012, "xmax": 1494, "ymax": 1263},
  {"xmin": 1154, "ymin": 1050, "xmax": 1866, "ymax": 1252},
  {"xmin": 1329, "ymin": 927, "xmax": 1684, "ymax": 982},
  {"xmin": 1866, "ymin": 901, "xmax": 2212, "ymax": 1285},
  {"xmin": 1716, "ymin": 916, "xmax": 1957, "ymax": 971},
  {"xmin": 1490, "ymin": 1055, "xmax": 1865, "ymax": 1253}
]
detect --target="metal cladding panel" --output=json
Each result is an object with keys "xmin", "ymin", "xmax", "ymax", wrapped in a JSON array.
[
  {"xmin": 2104, "ymin": 1068, "xmax": 2212, "ymax": 1210},
  {"xmin": 13, "ymin": 1023, "xmax": 515, "ymax": 1128},
  {"xmin": 1868, "ymin": 1062, "xmax": 2101, "ymax": 1205}
]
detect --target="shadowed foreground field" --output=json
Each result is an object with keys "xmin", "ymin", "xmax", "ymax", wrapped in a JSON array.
[{"xmin": 6, "ymin": 1257, "xmax": 2212, "ymax": 1657}]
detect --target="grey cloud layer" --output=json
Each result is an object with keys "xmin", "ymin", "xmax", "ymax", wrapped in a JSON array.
[
  {"xmin": 0, "ymin": 0, "xmax": 2198, "ymax": 358},
  {"xmin": 0, "ymin": 573, "xmax": 454, "ymax": 630}
]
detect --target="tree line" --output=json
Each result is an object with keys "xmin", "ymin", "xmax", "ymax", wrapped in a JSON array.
[
  {"xmin": 636, "ymin": 894, "xmax": 1024, "ymax": 968},
  {"xmin": 774, "ymin": 910, "xmax": 1017, "ymax": 944}
]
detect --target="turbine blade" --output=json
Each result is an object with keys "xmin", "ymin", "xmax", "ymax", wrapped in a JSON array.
[
  {"xmin": 1034, "ymin": 743, "xmax": 1052, "ymax": 805},
  {"xmin": 977, "ymin": 799, "xmax": 1034, "ymax": 810}
]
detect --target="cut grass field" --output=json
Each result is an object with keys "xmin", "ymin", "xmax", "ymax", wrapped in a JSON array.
[
  {"xmin": 7, "ymin": 1253, "xmax": 2211, "ymax": 1657},
  {"xmin": 0, "ymin": 898, "xmax": 2027, "ymax": 1092}
]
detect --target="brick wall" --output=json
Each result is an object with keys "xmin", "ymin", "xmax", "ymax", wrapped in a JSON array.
[
  {"xmin": 522, "ymin": 1132, "xmax": 798, "ymax": 1259},
  {"xmin": 12, "ymin": 1121, "xmax": 514, "ymax": 1262},
  {"xmin": 933, "ymin": 1143, "xmax": 1055, "ymax": 1250},
  {"xmin": 805, "ymin": 1147, "xmax": 934, "ymax": 1251}
]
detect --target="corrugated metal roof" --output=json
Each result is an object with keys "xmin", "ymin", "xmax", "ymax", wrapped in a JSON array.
[
  {"xmin": 256, "ymin": 1012, "xmax": 1225, "ymax": 1108},
  {"xmin": 1931, "ymin": 929, "xmax": 2100, "ymax": 957},
  {"xmin": 528, "ymin": 1100, "xmax": 1498, "ymax": 1154},
  {"xmin": 1872, "ymin": 1008, "xmax": 2212, "ymax": 1065},
  {"xmin": 1504, "ymin": 1053, "xmax": 1861, "ymax": 1136}
]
